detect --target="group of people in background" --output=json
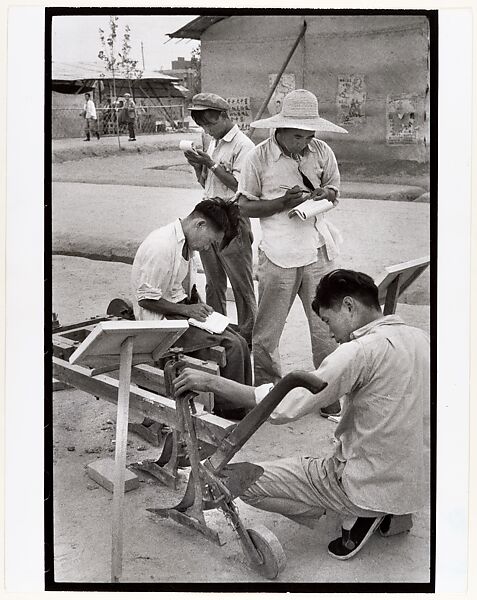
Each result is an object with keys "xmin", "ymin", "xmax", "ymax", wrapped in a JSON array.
[
  {"xmin": 129, "ymin": 87, "xmax": 430, "ymax": 561},
  {"xmin": 81, "ymin": 92, "xmax": 137, "ymax": 142}
]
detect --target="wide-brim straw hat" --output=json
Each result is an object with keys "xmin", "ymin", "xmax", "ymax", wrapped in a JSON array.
[{"xmin": 251, "ymin": 89, "xmax": 348, "ymax": 134}]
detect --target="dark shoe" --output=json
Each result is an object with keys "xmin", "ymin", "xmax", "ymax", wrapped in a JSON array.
[
  {"xmin": 128, "ymin": 138, "xmax": 137, "ymax": 141},
  {"xmin": 328, "ymin": 516, "xmax": 384, "ymax": 560},
  {"xmin": 95, "ymin": 132, "xmax": 100, "ymax": 140},
  {"xmin": 83, "ymin": 137, "xmax": 90, "ymax": 141}
]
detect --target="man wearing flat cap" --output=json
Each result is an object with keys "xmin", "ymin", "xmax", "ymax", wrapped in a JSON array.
[
  {"xmin": 237, "ymin": 89, "xmax": 347, "ymax": 415},
  {"xmin": 181, "ymin": 92, "xmax": 257, "ymax": 347}
]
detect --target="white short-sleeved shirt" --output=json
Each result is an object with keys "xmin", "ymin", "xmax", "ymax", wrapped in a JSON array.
[
  {"xmin": 130, "ymin": 219, "xmax": 195, "ymax": 320},
  {"xmin": 238, "ymin": 134, "xmax": 342, "ymax": 268},
  {"xmin": 84, "ymin": 99, "xmax": 97, "ymax": 119},
  {"xmin": 200, "ymin": 124, "xmax": 255, "ymax": 202}
]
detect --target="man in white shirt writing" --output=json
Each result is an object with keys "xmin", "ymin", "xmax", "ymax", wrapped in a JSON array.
[
  {"xmin": 173, "ymin": 269, "xmax": 430, "ymax": 559},
  {"xmin": 131, "ymin": 198, "xmax": 252, "ymax": 420}
]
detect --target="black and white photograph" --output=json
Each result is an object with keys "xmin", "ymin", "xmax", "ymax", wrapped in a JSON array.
[{"xmin": 4, "ymin": 3, "xmax": 473, "ymax": 594}]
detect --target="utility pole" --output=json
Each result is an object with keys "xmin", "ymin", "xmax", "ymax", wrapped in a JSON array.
[{"xmin": 141, "ymin": 41, "xmax": 145, "ymax": 70}]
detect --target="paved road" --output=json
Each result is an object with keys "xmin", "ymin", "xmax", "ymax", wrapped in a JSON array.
[{"xmin": 52, "ymin": 181, "xmax": 430, "ymax": 304}]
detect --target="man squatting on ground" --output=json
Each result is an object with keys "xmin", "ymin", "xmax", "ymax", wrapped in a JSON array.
[
  {"xmin": 82, "ymin": 93, "xmax": 100, "ymax": 141},
  {"xmin": 237, "ymin": 89, "xmax": 348, "ymax": 415},
  {"xmin": 182, "ymin": 93, "xmax": 257, "ymax": 347},
  {"xmin": 131, "ymin": 199, "xmax": 252, "ymax": 420},
  {"xmin": 173, "ymin": 269, "xmax": 430, "ymax": 559}
]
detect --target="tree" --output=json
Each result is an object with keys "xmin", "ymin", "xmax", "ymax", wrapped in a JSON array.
[
  {"xmin": 190, "ymin": 45, "xmax": 201, "ymax": 95},
  {"xmin": 98, "ymin": 17, "xmax": 143, "ymax": 146},
  {"xmin": 98, "ymin": 16, "xmax": 121, "ymax": 147},
  {"xmin": 118, "ymin": 24, "xmax": 144, "ymax": 95}
]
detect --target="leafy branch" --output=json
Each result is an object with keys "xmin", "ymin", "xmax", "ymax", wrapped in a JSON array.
[
  {"xmin": 119, "ymin": 24, "xmax": 144, "ymax": 86},
  {"xmin": 98, "ymin": 16, "xmax": 119, "ymax": 76},
  {"xmin": 98, "ymin": 17, "xmax": 143, "ymax": 88}
]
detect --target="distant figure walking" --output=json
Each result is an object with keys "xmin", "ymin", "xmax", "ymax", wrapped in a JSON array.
[
  {"xmin": 122, "ymin": 92, "xmax": 137, "ymax": 141},
  {"xmin": 82, "ymin": 93, "xmax": 100, "ymax": 141}
]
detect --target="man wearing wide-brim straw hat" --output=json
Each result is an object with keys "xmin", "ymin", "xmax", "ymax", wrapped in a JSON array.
[{"xmin": 237, "ymin": 89, "xmax": 347, "ymax": 414}]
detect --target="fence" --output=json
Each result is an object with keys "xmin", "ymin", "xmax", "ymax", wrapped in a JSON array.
[{"xmin": 52, "ymin": 103, "xmax": 187, "ymax": 139}]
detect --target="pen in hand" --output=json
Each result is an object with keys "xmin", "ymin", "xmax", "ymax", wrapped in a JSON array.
[{"xmin": 279, "ymin": 185, "xmax": 309, "ymax": 194}]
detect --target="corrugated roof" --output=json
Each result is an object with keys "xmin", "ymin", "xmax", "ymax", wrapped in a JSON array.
[
  {"xmin": 52, "ymin": 61, "xmax": 180, "ymax": 82},
  {"xmin": 167, "ymin": 16, "xmax": 228, "ymax": 40}
]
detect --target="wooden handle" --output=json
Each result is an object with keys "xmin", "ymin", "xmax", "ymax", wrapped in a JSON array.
[{"xmin": 207, "ymin": 371, "xmax": 327, "ymax": 472}]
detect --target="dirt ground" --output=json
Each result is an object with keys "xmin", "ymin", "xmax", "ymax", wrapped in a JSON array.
[
  {"xmin": 52, "ymin": 257, "xmax": 430, "ymax": 585},
  {"xmin": 51, "ymin": 145, "xmax": 431, "ymax": 586}
]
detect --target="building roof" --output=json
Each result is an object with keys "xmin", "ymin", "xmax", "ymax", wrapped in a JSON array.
[
  {"xmin": 52, "ymin": 61, "xmax": 180, "ymax": 82},
  {"xmin": 167, "ymin": 16, "xmax": 228, "ymax": 40}
]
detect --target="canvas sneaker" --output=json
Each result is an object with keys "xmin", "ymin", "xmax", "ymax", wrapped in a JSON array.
[{"xmin": 328, "ymin": 516, "xmax": 384, "ymax": 560}]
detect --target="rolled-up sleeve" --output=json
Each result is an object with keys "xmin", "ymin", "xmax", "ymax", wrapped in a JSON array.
[
  {"xmin": 136, "ymin": 280, "xmax": 163, "ymax": 302},
  {"xmin": 231, "ymin": 139, "xmax": 255, "ymax": 179},
  {"xmin": 237, "ymin": 151, "xmax": 263, "ymax": 201},
  {"xmin": 258, "ymin": 342, "xmax": 366, "ymax": 424}
]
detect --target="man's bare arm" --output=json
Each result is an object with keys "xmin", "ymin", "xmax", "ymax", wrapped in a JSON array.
[
  {"xmin": 138, "ymin": 298, "xmax": 212, "ymax": 322},
  {"xmin": 237, "ymin": 187, "xmax": 305, "ymax": 218},
  {"xmin": 173, "ymin": 368, "xmax": 256, "ymax": 410}
]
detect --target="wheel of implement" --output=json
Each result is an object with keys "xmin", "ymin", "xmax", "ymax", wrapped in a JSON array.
[{"xmin": 246, "ymin": 525, "xmax": 286, "ymax": 580}]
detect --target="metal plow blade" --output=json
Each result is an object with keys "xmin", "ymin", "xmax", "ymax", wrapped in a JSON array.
[
  {"xmin": 217, "ymin": 462, "xmax": 264, "ymax": 500},
  {"xmin": 147, "ymin": 461, "xmax": 263, "ymax": 515}
]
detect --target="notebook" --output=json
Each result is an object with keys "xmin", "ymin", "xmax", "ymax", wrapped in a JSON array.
[
  {"xmin": 288, "ymin": 199, "xmax": 334, "ymax": 221},
  {"xmin": 188, "ymin": 311, "xmax": 230, "ymax": 334}
]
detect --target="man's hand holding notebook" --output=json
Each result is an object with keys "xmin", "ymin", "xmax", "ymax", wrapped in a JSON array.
[{"xmin": 189, "ymin": 311, "xmax": 230, "ymax": 334}]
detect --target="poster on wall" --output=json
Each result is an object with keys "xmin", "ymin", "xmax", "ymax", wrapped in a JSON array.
[
  {"xmin": 267, "ymin": 73, "xmax": 296, "ymax": 115},
  {"xmin": 225, "ymin": 96, "xmax": 252, "ymax": 131},
  {"xmin": 386, "ymin": 93, "xmax": 419, "ymax": 144},
  {"xmin": 337, "ymin": 74, "xmax": 366, "ymax": 126}
]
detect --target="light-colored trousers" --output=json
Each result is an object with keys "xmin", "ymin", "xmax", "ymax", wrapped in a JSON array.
[
  {"xmin": 252, "ymin": 247, "xmax": 337, "ymax": 386},
  {"xmin": 84, "ymin": 117, "xmax": 98, "ymax": 136},
  {"xmin": 240, "ymin": 456, "xmax": 384, "ymax": 527}
]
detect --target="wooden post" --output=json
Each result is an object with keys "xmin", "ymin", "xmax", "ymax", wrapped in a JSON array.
[
  {"xmin": 248, "ymin": 20, "xmax": 307, "ymax": 138},
  {"xmin": 383, "ymin": 274, "xmax": 401, "ymax": 316},
  {"xmin": 111, "ymin": 335, "xmax": 134, "ymax": 583}
]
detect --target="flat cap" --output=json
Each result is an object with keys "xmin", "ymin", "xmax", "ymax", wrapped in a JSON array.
[{"xmin": 189, "ymin": 93, "xmax": 229, "ymax": 112}]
